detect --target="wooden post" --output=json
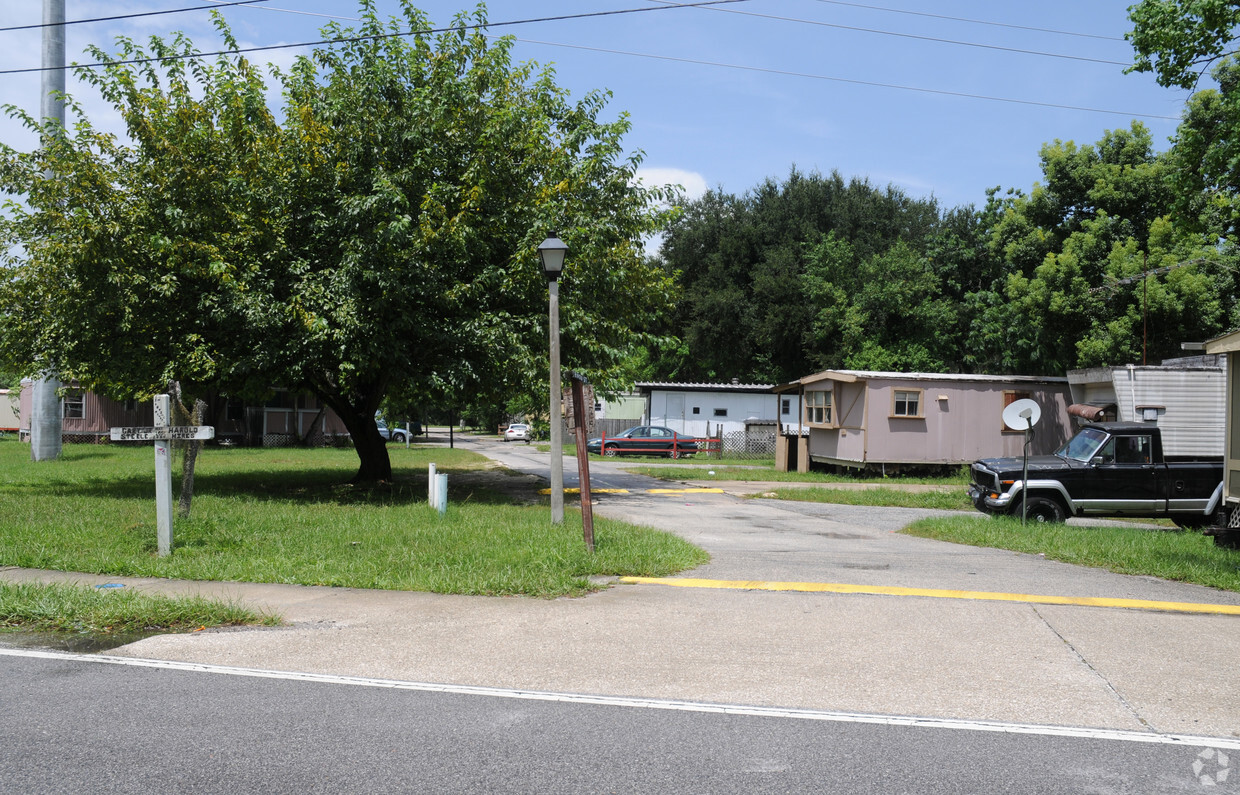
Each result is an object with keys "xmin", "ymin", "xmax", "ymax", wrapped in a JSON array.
[{"xmin": 571, "ymin": 374, "xmax": 595, "ymax": 553}]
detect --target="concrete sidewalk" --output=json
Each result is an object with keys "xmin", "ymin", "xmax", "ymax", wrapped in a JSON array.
[{"xmin": 5, "ymin": 437, "xmax": 1240, "ymax": 742}]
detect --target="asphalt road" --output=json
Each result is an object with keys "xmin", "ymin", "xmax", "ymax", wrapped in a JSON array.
[
  {"xmin": 0, "ymin": 651, "xmax": 1226, "ymax": 794},
  {"xmin": 4, "ymin": 433, "xmax": 1240, "ymax": 793}
]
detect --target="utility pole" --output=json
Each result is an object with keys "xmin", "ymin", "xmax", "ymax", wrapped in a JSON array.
[{"xmin": 30, "ymin": 0, "xmax": 66, "ymax": 462}]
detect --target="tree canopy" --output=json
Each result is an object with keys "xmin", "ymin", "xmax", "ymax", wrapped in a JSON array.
[
  {"xmin": 653, "ymin": 124, "xmax": 1237, "ymax": 384},
  {"xmin": 0, "ymin": 2, "xmax": 676, "ymax": 481}
]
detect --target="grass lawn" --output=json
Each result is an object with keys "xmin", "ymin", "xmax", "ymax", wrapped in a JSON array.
[
  {"xmin": 0, "ymin": 580, "xmax": 278, "ymax": 635},
  {"xmin": 0, "ymin": 439, "xmax": 707, "ymax": 599},
  {"xmin": 903, "ymin": 514, "xmax": 1240, "ymax": 592},
  {"xmin": 628, "ymin": 463, "xmax": 969, "ymax": 486},
  {"xmin": 756, "ymin": 486, "xmax": 973, "ymax": 511}
]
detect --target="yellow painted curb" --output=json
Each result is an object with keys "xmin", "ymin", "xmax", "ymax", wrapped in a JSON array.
[{"xmin": 618, "ymin": 577, "xmax": 1240, "ymax": 616}]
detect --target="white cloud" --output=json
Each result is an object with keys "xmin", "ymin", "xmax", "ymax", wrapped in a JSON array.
[{"xmin": 635, "ymin": 167, "xmax": 708, "ymax": 201}]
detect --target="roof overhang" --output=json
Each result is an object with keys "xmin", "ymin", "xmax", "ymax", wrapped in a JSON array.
[{"xmin": 1205, "ymin": 328, "xmax": 1240, "ymax": 354}]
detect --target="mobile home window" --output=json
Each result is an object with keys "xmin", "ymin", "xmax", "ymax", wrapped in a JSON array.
[
  {"xmin": 781, "ymin": 398, "xmax": 791, "ymax": 415},
  {"xmin": 892, "ymin": 389, "xmax": 922, "ymax": 418},
  {"xmin": 805, "ymin": 390, "xmax": 832, "ymax": 424},
  {"xmin": 62, "ymin": 390, "xmax": 84, "ymax": 419},
  {"xmin": 1001, "ymin": 390, "xmax": 1031, "ymax": 431},
  {"xmin": 713, "ymin": 408, "xmax": 728, "ymax": 417}
]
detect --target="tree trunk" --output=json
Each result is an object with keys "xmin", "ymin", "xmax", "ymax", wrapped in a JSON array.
[
  {"xmin": 178, "ymin": 398, "xmax": 206, "ymax": 516},
  {"xmin": 337, "ymin": 408, "xmax": 392, "ymax": 483},
  {"xmin": 306, "ymin": 379, "xmax": 392, "ymax": 484}
]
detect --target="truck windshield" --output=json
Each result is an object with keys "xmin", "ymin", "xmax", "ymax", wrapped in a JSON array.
[{"xmin": 1055, "ymin": 427, "xmax": 1109, "ymax": 462}]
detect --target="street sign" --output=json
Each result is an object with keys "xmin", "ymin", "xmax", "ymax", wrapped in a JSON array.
[{"xmin": 110, "ymin": 426, "xmax": 215, "ymax": 442}]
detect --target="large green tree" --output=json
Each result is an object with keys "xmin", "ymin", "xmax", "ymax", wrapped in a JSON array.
[
  {"xmin": 969, "ymin": 123, "xmax": 1235, "ymax": 373},
  {"xmin": 656, "ymin": 169, "xmax": 946, "ymax": 383},
  {"xmin": 0, "ymin": 3, "xmax": 675, "ymax": 481}
]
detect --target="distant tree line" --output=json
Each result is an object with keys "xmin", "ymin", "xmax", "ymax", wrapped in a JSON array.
[{"xmin": 647, "ymin": 120, "xmax": 1240, "ymax": 384}]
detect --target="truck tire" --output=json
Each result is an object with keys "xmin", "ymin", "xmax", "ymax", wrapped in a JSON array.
[{"xmin": 1020, "ymin": 496, "xmax": 1066, "ymax": 523}]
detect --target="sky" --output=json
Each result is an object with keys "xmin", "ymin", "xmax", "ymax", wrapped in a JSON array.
[{"xmin": 0, "ymin": 0, "xmax": 1194, "ymax": 215}]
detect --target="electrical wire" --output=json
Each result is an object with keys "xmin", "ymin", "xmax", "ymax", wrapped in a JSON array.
[
  {"xmin": 0, "ymin": 0, "xmax": 269, "ymax": 33},
  {"xmin": 0, "ymin": 0, "xmax": 1180, "ymax": 121},
  {"xmin": 512, "ymin": 35, "xmax": 1181, "ymax": 120},
  {"xmin": 0, "ymin": 0, "xmax": 748, "ymax": 75},
  {"xmin": 643, "ymin": 0, "xmax": 1130, "ymax": 66},
  {"xmin": 806, "ymin": 0, "xmax": 1124, "ymax": 42}
]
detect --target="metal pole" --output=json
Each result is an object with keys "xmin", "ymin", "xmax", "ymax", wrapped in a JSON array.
[
  {"xmin": 1021, "ymin": 422, "xmax": 1031, "ymax": 525},
  {"xmin": 154, "ymin": 395, "xmax": 174, "ymax": 556},
  {"xmin": 549, "ymin": 279, "xmax": 564, "ymax": 524},
  {"xmin": 31, "ymin": 0, "xmax": 66, "ymax": 462}
]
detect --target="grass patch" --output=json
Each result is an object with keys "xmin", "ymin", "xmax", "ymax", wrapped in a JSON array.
[
  {"xmin": 629, "ymin": 464, "xmax": 969, "ymax": 486},
  {"xmin": 0, "ymin": 580, "xmax": 278, "ymax": 635},
  {"xmin": 756, "ymin": 486, "xmax": 973, "ymax": 511},
  {"xmin": 903, "ymin": 514, "xmax": 1240, "ymax": 592},
  {"xmin": 0, "ymin": 442, "xmax": 708, "ymax": 598}
]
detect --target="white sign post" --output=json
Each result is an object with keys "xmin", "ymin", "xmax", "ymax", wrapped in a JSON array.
[{"xmin": 110, "ymin": 394, "xmax": 214, "ymax": 557}]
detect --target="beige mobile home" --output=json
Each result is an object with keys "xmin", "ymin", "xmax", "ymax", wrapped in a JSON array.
[
  {"xmin": 775, "ymin": 370, "xmax": 1072, "ymax": 472},
  {"xmin": 1066, "ymin": 357, "xmax": 1225, "ymax": 457}
]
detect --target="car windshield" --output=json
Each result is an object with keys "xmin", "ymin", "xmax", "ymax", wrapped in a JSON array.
[{"xmin": 1055, "ymin": 427, "xmax": 1109, "ymax": 462}]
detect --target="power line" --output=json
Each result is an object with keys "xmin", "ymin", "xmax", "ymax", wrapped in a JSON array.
[
  {"xmin": 806, "ymin": 0, "xmax": 1124, "ymax": 42},
  {"xmin": 645, "ymin": 0, "xmax": 1130, "ymax": 66},
  {"xmin": 514, "ymin": 36, "xmax": 1182, "ymax": 121},
  {"xmin": 0, "ymin": 0, "xmax": 749, "ymax": 75},
  {"xmin": 0, "ymin": 0, "xmax": 270, "ymax": 33},
  {"xmin": 0, "ymin": 0, "xmax": 1180, "ymax": 121}
]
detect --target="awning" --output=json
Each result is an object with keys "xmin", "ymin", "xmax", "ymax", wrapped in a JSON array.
[{"xmin": 1067, "ymin": 403, "xmax": 1109, "ymax": 421}]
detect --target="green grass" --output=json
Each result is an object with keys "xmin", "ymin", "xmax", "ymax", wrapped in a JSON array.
[
  {"xmin": 903, "ymin": 514, "xmax": 1240, "ymax": 592},
  {"xmin": 0, "ymin": 580, "xmax": 278, "ymax": 635},
  {"xmin": 755, "ymin": 486, "xmax": 973, "ymax": 511},
  {"xmin": 628, "ymin": 463, "xmax": 970, "ymax": 485},
  {"xmin": 0, "ymin": 441, "xmax": 708, "ymax": 599}
]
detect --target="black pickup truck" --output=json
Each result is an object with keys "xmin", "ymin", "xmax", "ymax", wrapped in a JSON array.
[{"xmin": 968, "ymin": 422, "xmax": 1224, "ymax": 525}]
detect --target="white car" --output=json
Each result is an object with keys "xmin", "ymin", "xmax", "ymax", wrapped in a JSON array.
[{"xmin": 504, "ymin": 423, "xmax": 532, "ymax": 443}]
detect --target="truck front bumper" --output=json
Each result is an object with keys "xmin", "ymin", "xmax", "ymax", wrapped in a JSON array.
[{"xmin": 968, "ymin": 485, "xmax": 1015, "ymax": 513}]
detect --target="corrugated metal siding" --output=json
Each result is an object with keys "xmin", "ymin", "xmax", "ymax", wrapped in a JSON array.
[{"xmin": 1127, "ymin": 370, "xmax": 1225, "ymax": 456}]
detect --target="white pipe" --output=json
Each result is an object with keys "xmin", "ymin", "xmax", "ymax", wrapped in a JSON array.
[
  {"xmin": 435, "ymin": 473, "xmax": 448, "ymax": 516},
  {"xmin": 428, "ymin": 463, "xmax": 437, "ymax": 508}
]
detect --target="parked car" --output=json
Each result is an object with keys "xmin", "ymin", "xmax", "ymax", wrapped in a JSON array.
[
  {"xmin": 586, "ymin": 425, "xmax": 698, "ymax": 459},
  {"xmin": 968, "ymin": 422, "xmax": 1223, "ymax": 525},
  {"xmin": 504, "ymin": 423, "xmax": 532, "ymax": 443},
  {"xmin": 377, "ymin": 418, "xmax": 420, "ymax": 443}
]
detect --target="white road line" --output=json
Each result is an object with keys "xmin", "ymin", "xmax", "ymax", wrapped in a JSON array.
[{"xmin": 5, "ymin": 647, "xmax": 1237, "ymax": 749}]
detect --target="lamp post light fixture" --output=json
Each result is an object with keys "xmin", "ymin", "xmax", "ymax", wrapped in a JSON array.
[{"xmin": 538, "ymin": 234, "xmax": 568, "ymax": 524}]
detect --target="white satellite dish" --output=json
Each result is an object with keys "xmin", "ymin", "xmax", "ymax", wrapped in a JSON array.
[{"xmin": 1002, "ymin": 398, "xmax": 1041, "ymax": 432}]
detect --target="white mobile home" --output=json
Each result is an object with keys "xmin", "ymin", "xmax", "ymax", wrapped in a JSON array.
[
  {"xmin": 636, "ymin": 381, "xmax": 794, "ymax": 437},
  {"xmin": 1066, "ymin": 356, "xmax": 1225, "ymax": 456}
]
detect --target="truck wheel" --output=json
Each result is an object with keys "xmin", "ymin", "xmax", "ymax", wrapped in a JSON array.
[{"xmin": 1021, "ymin": 496, "xmax": 1066, "ymax": 523}]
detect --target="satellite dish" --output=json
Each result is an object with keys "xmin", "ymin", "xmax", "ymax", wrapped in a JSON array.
[{"xmin": 1002, "ymin": 398, "xmax": 1042, "ymax": 432}]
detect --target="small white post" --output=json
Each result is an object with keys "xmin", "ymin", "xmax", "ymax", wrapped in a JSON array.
[
  {"xmin": 428, "ymin": 463, "xmax": 437, "ymax": 508},
  {"xmin": 404, "ymin": 422, "xmax": 411, "ymax": 449},
  {"xmin": 153, "ymin": 394, "xmax": 173, "ymax": 556},
  {"xmin": 435, "ymin": 473, "xmax": 448, "ymax": 516}
]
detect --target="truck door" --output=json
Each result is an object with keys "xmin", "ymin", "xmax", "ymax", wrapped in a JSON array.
[{"xmin": 1090, "ymin": 433, "xmax": 1159, "ymax": 512}]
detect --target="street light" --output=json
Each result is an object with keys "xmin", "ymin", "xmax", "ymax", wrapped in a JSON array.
[{"xmin": 539, "ymin": 234, "xmax": 568, "ymax": 524}]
